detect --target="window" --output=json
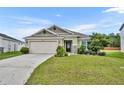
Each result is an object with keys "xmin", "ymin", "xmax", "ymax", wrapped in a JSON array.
[
  {"xmin": 0, "ymin": 47, "xmax": 4, "ymax": 53},
  {"xmin": 8, "ymin": 44, "xmax": 11, "ymax": 51},
  {"xmin": 82, "ymin": 41, "xmax": 87, "ymax": 46},
  {"xmin": 82, "ymin": 40, "xmax": 88, "ymax": 50},
  {"xmin": 14, "ymin": 44, "xmax": 17, "ymax": 51}
]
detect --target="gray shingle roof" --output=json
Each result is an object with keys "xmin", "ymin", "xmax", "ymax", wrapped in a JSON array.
[
  {"xmin": 0, "ymin": 33, "xmax": 23, "ymax": 43},
  {"xmin": 25, "ymin": 25, "xmax": 89, "ymax": 39},
  {"xmin": 119, "ymin": 23, "xmax": 124, "ymax": 31},
  {"xmin": 48, "ymin": 25, "xmax": 89, "ymax": 37},
  {"xmin": 64, "ymin": 29, "xmax": 89, "ymax": 37}
]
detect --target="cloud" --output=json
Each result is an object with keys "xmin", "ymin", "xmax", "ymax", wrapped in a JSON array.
[
  {"xmin": 0, "ymin": 16, "xmax": 53, "ymax": 40},
  {"xmin": 100, "ymin": 22, "xmax": 122, "ymax": 28},
  {"xmin": 12, "ymin": 27, "xmax": 45, "ymax": 40},
  {"xmin": 4, "ymin": 16, "xmax": 53, "ymax": 26},
  {"xmin": 16, "ymin": 28, "xmax": 42, "ymax": 36},
  {"xmin": 16, "ymin": 16, "xmax": 52, "ymax": 25},
  {"xmin": 98, "ymin": 18, "xmax": 123, "ymax": 28},
  {"xmin": 55, "ymin": 14, "xmax": 62, "ymax": 17},
  {"xmin": 69, "ymin": 19, "xmax": 122, "ymax": 34},
  {"xmin": 70, "ymin": 24, "xmax": 97, "ymax": 32},
  {"xmin": 18, "ymin": 21, "xmax": 33, "ymax": 24},
  {"xmin": 103, "ymin": 7, "xmax": 124, "ymax": 14}
]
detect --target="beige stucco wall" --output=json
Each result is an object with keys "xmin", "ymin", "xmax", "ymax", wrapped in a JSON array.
[
  {"xmin": 58, "ymin": 39, "xmax": 63, "ymax": 46},
  {"xmin": 26, "ymin": 36, "xmax": 86, "ymax": 53},
  {"xmin": 63, "ymin": 37, "xmax": 79, "ymax": 53},
  {"xmin": 57, "ymin": 36, "xmax": 80, "ymax": 47},
  {"xmin": 64, "ymin": 37, "xmax": 77, "ymax": 44},
  {"xmin": 26, "ymin": 34, "xmax": 89, "ymax": 53}
]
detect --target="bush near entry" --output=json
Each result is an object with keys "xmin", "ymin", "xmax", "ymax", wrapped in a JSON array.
[
  {"xmin": 20, "ymin": 47, "xmax": 29, "ymax": 54},
  {"xmin": 78, "ymin": 44, "xmax": 85, "ymax": 54},
  {"xmin": 97, "ymin": 52, "xmax": 106, "ymax": 56},
  {"xmin": 55, "ymin": 46, "xmax": 67, "ymax": 57}
]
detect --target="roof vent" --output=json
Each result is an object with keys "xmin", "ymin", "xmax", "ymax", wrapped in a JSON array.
[
  {"xmin": 43, "ymin": 30, "xmax": 46, "ymax": 34},
  {"xmin": 53, "ymin": 26, "xmax": 56, "ymax": 30}
]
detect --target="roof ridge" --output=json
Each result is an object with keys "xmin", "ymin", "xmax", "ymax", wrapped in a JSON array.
[
  {"xmin": 64, "ymin": 29, "xmax": 88, "ymax": 37},
  {"xmin": 25, "ymin": 25, "xmax": 89, "ymax": 39},
  {"xmin": 0, "ymin": 33, "xmax": 23, "ymax": 42},
  {"xmin": 29, "ymin": 28, "xmax": 58, "ymax": 37},
  {"xmin": 119, "ymin": 23, "xmax": 124, "ymax": 31},
  {"xmin": 47, "ymin": 25, "xmax": 72, "ymax": 34}
]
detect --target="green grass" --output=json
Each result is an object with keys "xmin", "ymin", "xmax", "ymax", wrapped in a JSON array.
[
  {"xmin": 106, "ymin": 52, "xmax": 124, "ymax": 59},
  {"xmin": 101, "ymin": 50, "xmax": 124, "ymax": 59},
  {"xmin": 0, "ymin": 51, "xmax": 23, "ymax": 60},
  {"xmin": 26, "ymin": 54, "xmax": 124, "ymax": 85}
]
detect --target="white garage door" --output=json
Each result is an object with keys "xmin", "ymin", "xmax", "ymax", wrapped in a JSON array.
[{"xmin": 30, "ymin": 41, "xmax": 58, "ymax": 53}]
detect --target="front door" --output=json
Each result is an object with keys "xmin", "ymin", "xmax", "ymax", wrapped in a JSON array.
[{"xmin": 64, "ymin": 40, "xmax": 72, "ymax": 52}]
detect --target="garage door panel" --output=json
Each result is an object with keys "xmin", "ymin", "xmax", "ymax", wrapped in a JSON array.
[{"xmin": 30, "ymin": 41, "xmax": 58, "ymax": 53}]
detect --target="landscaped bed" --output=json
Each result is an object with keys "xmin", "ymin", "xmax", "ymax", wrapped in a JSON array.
[
  {"xmin": 26, "ymin": 53, "xmax": 124, "ymax": 85},
  {"xmin": 0, "ymin": 51, "xmax": 23, "ymax": 60}
]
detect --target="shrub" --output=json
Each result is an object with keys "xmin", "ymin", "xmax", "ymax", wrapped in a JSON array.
[
  {"xmin": 89, "ymin": 51, "xmax": 97, "ymax": 55},
  {"xmin": 78, "ymin": 44, "xmax": 85, "ymax": 54},
  {"xmin": 88, "ymin": 50, "xmax": 92, "ymax": 55},
  {"xmin": 83, "ymin": 50, "xmax": 97, "ymax": 55},
  {"xmin": 97, "ymin": 52, "xmax": 106, "ymax": 56},
  {"xmin": 65, "ymin": 52, "xmax": 68, "ymax": 56},
  {"xmin": 54, "ymin": 54, "xmax": 58, "ymax": 57},
  {"xmin": 88, "ymin": 45, "xmax": 101, "ymax": 53},
  {"xmin": 88, "ymin": 40, "xmax": 101, "ymax": 53},
  {"xmin": 78, "ymin": 48, "xmax": 82, "ymax": 54},
  {"xmin": 83, "ymin": 50, "xmax": 90, "ymax": 55},
  {"xmin": 20, "ymin": 47, "xmax": 29, "ymax": 54},
  {"xmin": 56, "ymin": 46, "xmax": 66, "ymax": 57}
]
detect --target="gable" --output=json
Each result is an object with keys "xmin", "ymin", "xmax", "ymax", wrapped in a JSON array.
[
  {"xmin": 31, "ymin": 29, "xmax": 57, "ymax": 37},
  {"xmin": 47, "ymin": 25, "xmax": 89, "ymax": 38},
  {"xmin": 25, "ymin": 25, "xmax": 89, "ymax": 39},
  {"xmin": 48, "ymin": 25, "xmax": 70, "ymax": 34}
]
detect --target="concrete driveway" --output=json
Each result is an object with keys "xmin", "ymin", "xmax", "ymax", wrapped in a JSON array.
[{"xmin": 0, "ymin": 54, "xmax": 53, "ymax": 85}]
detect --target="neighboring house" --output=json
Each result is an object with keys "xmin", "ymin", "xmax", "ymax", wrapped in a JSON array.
[
  {"xmin": 120, "ymin": 23, "xmax": 124, "ymax": 52},
  {"xmin": 25, "ymin": 25, "xmax": 89, "ymax": 54},
  {"xmin": 0, "ymin": 33, "xmax": 24, "ymax": 53}
]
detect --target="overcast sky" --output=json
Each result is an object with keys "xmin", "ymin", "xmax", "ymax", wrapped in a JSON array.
[{"xmin": 0, "ymin": 7, "xmax": 124, "ymax": 41}]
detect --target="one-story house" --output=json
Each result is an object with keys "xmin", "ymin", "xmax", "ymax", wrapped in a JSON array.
[
  {"xmin": 25, "ymin": 25, "xmax": 89, "ymax": 54},
  {"xmin": 0, "ymin": 33, "xmax": 24, "ymax": 53},
  {"xmin": 120, "ymin": 23, "xmax": 124, "ymax": 52}
]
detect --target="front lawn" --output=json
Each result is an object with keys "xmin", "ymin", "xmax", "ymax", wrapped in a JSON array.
[
  {"xmin": 26, "ymin": 54, "xmax": 124, "ymax": 85},
  {"xmin": 106, "ymin": 52, "xmax": 124, "ymax": 59},
  {"xmin": 0, "ymin": 51, "xmax": 23, "ymax": 60},
  {"xmin": 101, "ymin": 50, "xmax": 124, "ymax": 59}
]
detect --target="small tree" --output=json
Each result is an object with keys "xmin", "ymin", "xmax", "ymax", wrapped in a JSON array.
[
  {"xmin": 56, "ymin": 46, "xmax": 66, "ymax": 57},
  {"xmin": 88, "ymin": 40, "xmax": 101, "ymax": 53},
  {"xmin": 78, "ymin": 44, "xmax": 85, "ymax": 54}
]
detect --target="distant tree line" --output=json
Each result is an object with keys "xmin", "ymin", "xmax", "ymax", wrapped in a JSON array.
[{"xmin": 88, "ymin": 33, "xmax": 120, "ymax": 51}]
